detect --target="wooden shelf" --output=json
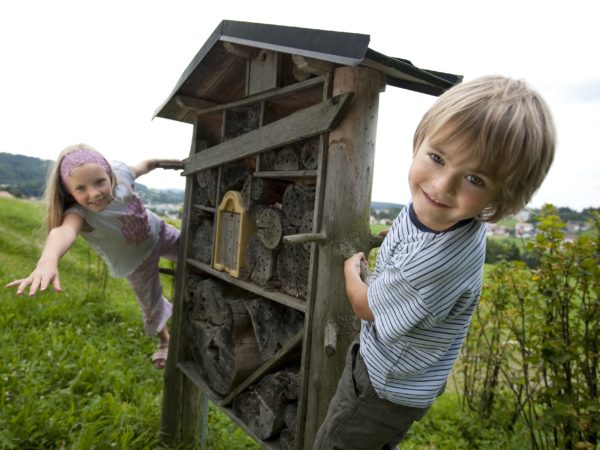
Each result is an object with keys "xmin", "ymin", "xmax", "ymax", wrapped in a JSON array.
[
  {"xmin": 193, "ymin": 204, "xmax": 216, "ymax": 213},
  {"xmin": 186, "ymin": 258, "xmax": 307, "ymax": 313},
  {"xmin": 253, "ymin": 170, "xmax": 317, "ymax": 179}
]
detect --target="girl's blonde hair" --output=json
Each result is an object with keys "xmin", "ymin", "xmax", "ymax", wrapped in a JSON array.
[
  {"xmin": 413, "ymin": 75, "xmax": 556, "ymax": 222},
  {"xmin": 44, "ymin": 143, "xmax": 117, "ymax": 232}
]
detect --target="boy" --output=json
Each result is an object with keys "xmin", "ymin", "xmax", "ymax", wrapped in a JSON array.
[{"xmin": 313, "ymin": 75, "xmax": 556, "ymax": 449}]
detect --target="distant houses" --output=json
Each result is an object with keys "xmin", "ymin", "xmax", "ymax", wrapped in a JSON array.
[{"xmin": 369, "ymin": 204, "xmax": 593, "ymax": 239}]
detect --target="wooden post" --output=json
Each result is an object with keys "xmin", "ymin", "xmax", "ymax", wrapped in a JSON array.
[
  {"xmin": 160, "ymin": 121, "xmax": 208, "ymax": 447},
  {"xmin": 302, "ymin": 66, "xmax": 384, "ymax": 449}
]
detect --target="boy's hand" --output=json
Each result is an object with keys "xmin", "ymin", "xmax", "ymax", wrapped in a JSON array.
[
  {"xmin": 344, "ymin": 252, "xmax": 366, "ymax": 276},
  {"xmin": 343, "ymin": 252, "xmax": 373, "ymax": 321},
  {"xmin": 5, "ymin": 261, "xmax": 62, "ymax": 296}
]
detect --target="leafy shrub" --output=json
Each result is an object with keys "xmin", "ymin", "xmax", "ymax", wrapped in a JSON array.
[{"xmin": 461, "ymin": 206, "xmax": 600, "ymax": 449}]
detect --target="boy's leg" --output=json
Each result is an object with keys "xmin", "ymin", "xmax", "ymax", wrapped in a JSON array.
[{"xmin": 313, "ymin": 341, "xmax": 430, "ymax": 450}]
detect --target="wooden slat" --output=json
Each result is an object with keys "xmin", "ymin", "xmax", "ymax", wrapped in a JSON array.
[
  {"xmin": 178, "ymin": 362, "xmax": 225, "ymax": 404},
  {"xmin": 177, "ymin": 75, "xmax": 327, "ymax": 117},
  {"xmin": 182, "ymin": 92, "xmax": 353, "ymax": 175},
  {"xmin": 253, "ymin": 170, "xmax": 317, "ymax": 179},
  {"xmin": 193, "ymin": 204, "xmax": 216, "ymax": 213},
  {"xmin": 186, "ymin": 258, "xmax": 307, "ymax": 313},
  {"xmin": 175, "ymin": 95, "xmax": 219, "ymax": 112},
  {"xmin": 160, "ymin": 119, "xmax": 208, "ymax": 445}
]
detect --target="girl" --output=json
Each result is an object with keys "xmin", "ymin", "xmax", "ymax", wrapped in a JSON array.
[{"xmin": 6, "ymin": 143, "xmax": 184, "ymax": 369}]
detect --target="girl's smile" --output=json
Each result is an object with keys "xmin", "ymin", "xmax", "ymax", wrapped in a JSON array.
[{"xmin": 64, "ymin": 163, "xmax": 113, "ymax": 212}]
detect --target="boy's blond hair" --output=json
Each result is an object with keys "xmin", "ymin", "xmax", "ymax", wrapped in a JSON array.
[
  {"xmin": 44, "ymin": 144, "xmax": 118, "ymax": 232},
  {"xmin": 413, "ymin": 75, "xmax": 556, "ymax": 222}
]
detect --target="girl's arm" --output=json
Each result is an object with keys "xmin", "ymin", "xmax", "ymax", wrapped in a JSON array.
[
  {"xmin": 344, "ymin": 252, "xmax": 374, "ymax": 321},
  {"xmin": 130, "ymin": 159, "xmax": 184, "ymax": 179},
  {"xmin": 5, "ymin": 213, "xmax": 83, "ymax": 296}
]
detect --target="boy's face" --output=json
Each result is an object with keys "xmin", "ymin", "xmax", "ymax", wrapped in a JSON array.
[{"xmin": 409, "ymin": 138, "xmax": 497, "ymax": 231}]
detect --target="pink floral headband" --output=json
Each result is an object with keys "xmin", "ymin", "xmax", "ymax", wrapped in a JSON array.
[{"xmin": 59, "ymin": 149, "xmax": 112, "ymax": 183}]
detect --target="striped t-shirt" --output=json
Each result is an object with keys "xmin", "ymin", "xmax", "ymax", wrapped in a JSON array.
[{"xmin": 361, "ymin": 204, "xmax": 486, "ymax": 407}]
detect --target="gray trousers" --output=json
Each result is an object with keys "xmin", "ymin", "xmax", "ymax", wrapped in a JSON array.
[{"xmin": 313, "ymin": 341, "xmax": 431, "ymax": 450}]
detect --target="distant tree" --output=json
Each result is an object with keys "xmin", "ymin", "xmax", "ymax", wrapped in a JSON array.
[{"xmin": 485, "ymin": 238, "xmax": 523, "ymax": 264}]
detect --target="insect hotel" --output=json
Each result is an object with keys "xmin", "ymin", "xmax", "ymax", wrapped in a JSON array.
[{"xmin": 154, "ymin": 20, "xmax": 461, "ymax": 449}]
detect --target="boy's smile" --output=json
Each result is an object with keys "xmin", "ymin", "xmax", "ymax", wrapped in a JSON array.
[
  {"xmin": 409, "ymin": 138, "xmax": 497, "ymax": 231},
  {"xmin": 64, "ymin": 163, "xmax": 113, "ymax": 212}
]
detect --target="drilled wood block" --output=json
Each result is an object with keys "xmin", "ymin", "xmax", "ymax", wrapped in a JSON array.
[
  {"xmin": 191, "ymin": 218, "xmax": 214, "ymax": 264},
  {"xmin": 195, "ymin": 169, "xmax": 217, "ymax": 206},
  {"xmin": 244, "ymin": 234, "xmax": 277, "ymax": 287},
  {"xmin": 256, "ymin": 207, "xmax": 285, "ymax": 250},
  {"xmin": 244, "ymin": 297, "xmax": 304, "ymax": 360},
  {"xmin": 300, "ymin": 137, "xmax": 319, "ymax": 169},
  {"xmin": 274, "ymin": 145, "xmax": 300, "ymax": 171},
  {"xmin": 282, "ymin": 184, "xmax": 315, "ymax": 227}
]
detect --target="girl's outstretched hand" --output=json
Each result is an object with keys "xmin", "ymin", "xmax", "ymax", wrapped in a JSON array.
[{"xmin": 5, "ymin": 261, "xmax": 62, "ymax": 297}]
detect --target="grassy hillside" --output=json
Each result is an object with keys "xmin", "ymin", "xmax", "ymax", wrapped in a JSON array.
[
  {"xmin": 0, "ymin": 197, "xmax": 257, "ymax": 449},
  {"xmin": 0, "ymin": 197, "xmax": 530, "ymax": 449}
]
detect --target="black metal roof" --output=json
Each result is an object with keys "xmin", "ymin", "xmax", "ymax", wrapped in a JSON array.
[{"xmin": 154, "ymin": 20, "xmax": 462, "ymax": 121}]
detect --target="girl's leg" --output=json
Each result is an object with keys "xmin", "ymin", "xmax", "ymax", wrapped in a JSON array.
[
  {"xmin": 158, "ymin": 323, "xmax": 170, "ymax": 345},
  {"xmin": 126, "ymin": 222, "xmax": 180, "ymax": 367},
  {"xmin": 126, "ymin": 260, "xmax": 172, "ymax": 337}
]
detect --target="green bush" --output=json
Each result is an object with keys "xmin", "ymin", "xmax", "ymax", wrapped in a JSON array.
[{"xmin": 460, "ymin": 206, "xmax": 600, "ymax": 450}]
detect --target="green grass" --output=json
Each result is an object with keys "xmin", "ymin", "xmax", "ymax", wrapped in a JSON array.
[
  {"xmin": 0, "ymin": 197, "xmax": 535, "ymax": 449},
  {"xmin": 0, "ymin": 197, "xmax": 258, "ymax": 449}
]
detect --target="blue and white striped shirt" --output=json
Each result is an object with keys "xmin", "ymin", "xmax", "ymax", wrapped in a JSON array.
[{"xmin": 361, "ymin": 204, "xmax": 486, "ymax": 407}]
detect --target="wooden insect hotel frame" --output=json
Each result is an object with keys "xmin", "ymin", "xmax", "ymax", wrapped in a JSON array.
[{"xmin": 154, "ymin": 20, "xmax": 461, "ymax": 449}]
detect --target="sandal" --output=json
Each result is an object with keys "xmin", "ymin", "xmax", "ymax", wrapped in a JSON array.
[{"xmin": 152, "ymin": 342, "xmax": 169, "ymax": 369}]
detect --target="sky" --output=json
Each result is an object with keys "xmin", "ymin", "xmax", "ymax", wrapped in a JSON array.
[{"xmin": 1, "ymin": 0, "xmax": 599, "ymax": 211}]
